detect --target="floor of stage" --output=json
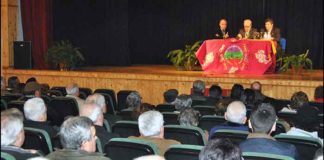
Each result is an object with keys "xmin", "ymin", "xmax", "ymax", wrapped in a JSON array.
[{"xmin": 79, "ymin": 65, "xmax": 323, "ymax": 81}]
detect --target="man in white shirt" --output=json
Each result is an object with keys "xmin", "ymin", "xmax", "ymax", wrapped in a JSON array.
[{"xmin": 65, "ymin": 83, "xmax": 85, "ymax": 111}]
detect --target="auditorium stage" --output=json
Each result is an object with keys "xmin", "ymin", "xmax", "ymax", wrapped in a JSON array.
[{"xmin": 3, "ymin": 65, "xmax": 323, "ymax": 105}]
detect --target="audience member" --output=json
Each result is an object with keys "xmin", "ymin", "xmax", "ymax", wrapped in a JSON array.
[
  {"xmin": 191, "ymin": 80, "xmax": 207, "ymax": 101},
  {"xmin": 239, "ymin": 103, "xmax": 298, "ymax": 159},
  {"xmin": 80, "ymin": 102, "xmax": 119, "ymax": 151},
  {"xmin": 46, "ymin": 116, "xmax": 110, "ymax": 160},
  {"xmin": 124, "ymin": 91, "xmax": 142, "ymax": 111},
  {"xmin": 285, "ymin": 104, "xmax": 323, "ymax": 145},
  {"xmin": 1, "ymin": 109, "xmax": 41, "ymax": 159},
  {"xmin": 65, "ymin": 83, "xmax": 85, "ymax": 111},
  {"xmin": 230, "ymin": 84, "xmax": 244, "ymax": 101},
  {"xmin": 209, "ymin": 101, "xmax": 248, "ymax": 139},
  {"xmin": 199, "ymin": 138, "xmax": 242, "ymax": 160},
  {"xmin": 131, "ymin": 102, "xmax": 152, "ymax": 121},
  {"xmin": 280, "ymin": 91, "xmax": 309, "ymax": 113},
  {"xmin": 205, "ymin": 85, "xmax": 222, "ymax": 106},
  {"xmin": 242, "ymin": 88, "xmax": 257, "ymax": 109},
  {"xmin": 178, "ymin": 108, "xmax": 208, "ymax": 140},
  {"xmin": 163, "ymin": 89, "xmax": 179, "ymax": 104},
  {"xmin": 23, "ymin": 81, "xmax": 42, "ymax": 98},
  {"xmin": 7, "ymin": 76, "xmax": 21, "ymax": 93},
  {"xmin": 173, "ymin": 94, "xmax": 192, "ymax": 111},
  {"xmin": 129, "ymin": 111, "xmax": 180, "ymax": 156},
  {"xmin": 214, "ymin": 98, "xmax": 232, "ymax": 116},
  {"xmin": 23, "ymin": 98, "xmax": 58, "ymax": 138},
  {"xmin": 314, "ymin": 86, "xmax": 323, "ymax": 103},
  {"xmin": 251, "ymin": 81, "xmax": 268, "ymax": 104}
]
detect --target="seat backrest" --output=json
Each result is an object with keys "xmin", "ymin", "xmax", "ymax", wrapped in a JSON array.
[
  {"xmin": 164, "ymin": 125, "xmax": 207, "ymax": 145},
  {"xmin": 117, "ymin": 110, "xmax": 133, "ymax": 121},
  {"xmin": 1, "ymin": 99, "xmax": 8, "ymax": 111},
  {"xmin": 198, "ymin": 115, "xmax": 226, "ymax": 132},
  {"xmin": 50, "ymin": 86, "xmax": 67, "ymax": 96},
  {"xmin": 271, "ymin": 121, "xmax": 287, "ymax": 136},
  {"xmin": 47, "ymin": 89, "xmax": 63, "ymax": 97},
  {"xmin": 309, "ymin": 101, "xmax": 323, "ymax": 113},
  {"xmin": 22, "ymin": 127, "xmax": 53, "ymax": 155},
  {"xmin": 279, "ymin": 38, "xmax": 286, "ymax": 51},
  {"xmin": 104, "ymin": 138, "xmax": 159, "ymax": 160},
  {"xmin": 78, "ymin": 91, "xmax": 87, "ymax": 100},
  {"xmin": 193, "ymin": 105, "xmax": 215, "ymax": 116},
  {"xmin": 164, "ymin": 144, "xmax": 203, "ymax": 160},
  {"xmin": 156, "ymin": 104, "xmax": 176, "ymax": 112},
  {"xmin": 47, "ymin": 97, "xmax": 79, "ymax": 126},
  {"xmin": 112, "ymin": 121, "xmax": 139, "ymax": 138},
  {"xmin": 162, "ymin": 112, "xmax": 179, "ymax": 125},
  {"xmin": 277, "ymin": 112, "xmax": 296, "ymax": 126},
  {"xmin": 100, "ymin": 93, "xmax": 116, "ymax": 115},
  {"xmin": 94, "ymin": 89, "xmax": 117, "ymax": 111},
  {"xmin": 0, "ymin": 94, "xmax": 23, "ymax": 104},
  {"xmin": 243, "ymin": 152, "xmax": 294, "ymax": 160},
  {"xmin": 210, "ymin": 129, "xmax": 249, "ymax": 145},
  {"xmin": 79, "ymin": 87, "xmax": 92, "ymax": 97},
  {"xmin": 96, "ymin": 138, "xmax": 103, "ymax": 153},
  {"xmin": 274, "ymin": 134, "xmax": 322, "ymax": 160},
  {"xmin": 103, "ymin": 119, "xmax": 112, "ymax": 132},
  {"xmin": 0, "ymin": 152, "xmax": 16, "ymax": 160},
  {"xmin": 7, "ymin": 100, "xmax": 25, "ymax": 115},
  {"xmin": 117, "ymin": 90, "xmax": 135, "ymax": 111},
  {"xmin": 269, "ymin": 99, "xmax": 290, "ymax": 113},
  {"xmin": 192, "ymin": 100, "xmax": 207, "ymax": 106}
]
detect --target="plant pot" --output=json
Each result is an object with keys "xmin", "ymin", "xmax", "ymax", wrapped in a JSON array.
[{"xmin": 291, "ymin": 65, "xmax": 303, "ymax": 74}]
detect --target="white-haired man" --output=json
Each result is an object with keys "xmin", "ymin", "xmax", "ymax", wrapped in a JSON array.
[
  {"xmin": 46, "ymin": 116, "xmax": 111, "ymax": 160},
  {"xmin": 65, "ymin": 83, "xmax": 85, "ymax": 111},
  {"xmin": 1, "ymin": 109, "xmax": 41, "ymax": 159},
  {"xmin": 80, "ymin": 102, "xmax": 119, "ymax": 151},
  {"xmin": 129, "ymin": 111, "xmax": 180, "ymax": 156},
  {"xmin": 86, "ymin": 93, "xmax": 122, "ymax": 126},
  {"xmin": 23, "ymin": 97, "xmax": 58, "ymax": 138},
  {"xmin": 209, "ymin": 101, "xmax": 249, "ymax": 139}
]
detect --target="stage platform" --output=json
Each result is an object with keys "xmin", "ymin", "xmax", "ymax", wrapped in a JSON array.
[{"xmin": 3, "ymin": 65, "xmax": 323, "ymax": 105}]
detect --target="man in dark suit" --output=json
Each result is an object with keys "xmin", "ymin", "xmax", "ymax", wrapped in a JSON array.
[
  {"xmin": 237, "ymin": 19, "xmax": 259, "ymax": 39},
  {"xmin": 239, "ymin": 103, "xmax": 298, "ymax": 159},
  {"xmin": 260, "ymin": 18, "xmax": 281, "ymax": 42},
  {"xmin": 215, "ymin": 19, "xmax": 230, "ymax": 39}
]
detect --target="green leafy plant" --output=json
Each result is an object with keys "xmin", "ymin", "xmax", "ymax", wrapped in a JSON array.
[
  {"xmin": 277, "ymin": 49, "xmax": 313, "ymax": 72},
  {"xmin": 46, "ymin": 40, "xmax": 84, "ymax": 70},
  {"xmin": 167, "ymin": 41, "xmax": 202, "ymax": 71}
]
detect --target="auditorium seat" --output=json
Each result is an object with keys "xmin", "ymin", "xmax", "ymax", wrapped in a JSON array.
[
  {"xmin": 309, "ymin": 101, "xmax": 324, "ymax": 113},
  {"xmin": 47, "ymin": 89, "xmax": 63, "ymax": 97},
  {"xmin": 79, "ymin": 87, "xmax": 92, "ymax": 97},
  {"xmin": 193, "ymin": 105, "xmax": 215, "ymax": 116},
  {"xmin": 164, "ymin": 144, "xmax": 203, "ymax": 160},
  {"xmin": 268, "ymin": 98, "xmax": 290, "ymax": 113},
  {"xmin": 274, "ymin": 134, "xmax": 322, "ymax": 160},
  {"xmin": 210, "ymin": 129, "xmax": 249, "ymax": 145},
  {"xmin": 96, "ymin": 138, "xmax": 104, "ymax": 153},
  {"xmin": 279, "ymin": 38, "xmax": 286, "ymax": 53},
  {"xmin": 22, "ymin": 127, "xmax": 53, "ymax": 155},
  {"xmin": 94, "ymin": 89, "xmax": 117, "ymax": 111},
  {"xmin": 111, "ymin": 121, "xmax": 139, "ymax": 138},
  {"xmin": 117, "ymin": 110, "xmax": 133, "ymax": 120},
  {"xmin": 47, "ymin": 97, "xmax": 79, "ymax": 126},
  {"xmin": 1, "ymin": 99, "xmax": 7, "ymax": 111},
  {"xmin": 117, "ymin": 90, "xmax": 136, "ymax": 111},
  {"xmin": 198, "ymin": 115, "xmax": 226, "ymax": 132},
  {"xmin": 78, "ymin": 91, "xmax": 87, "ymax": 100},
  {"xmin": 104, "ymin": 138, "xmax": 159, "ymax": 160},
  {"xmin": 164, "ymin": 125, "xmax": 207, "ymax": 145},
  {"xmin": 162, "ymin": 112, "xmax": 179, "ymax": 125},
  {"xmin": 271, "ymin": 121, "xmax": 287, "ymax": 136},
  {"xmin": 100, "ymin": 93, "xmax": 116, "ymax": 115},
  {"xmin": 7, "ymin": 101, "xmax": 25, "ymax": 115},
  {"xmin": 50, "ymin": 86, "xmax": 67, "ymax": 96},
  {"xmin": 242, "ymin": 152, "xmax": 294, "ymax": 160},
  {"xmin": 192, "ymin": 100, "xmax": 207, "ymax": 106},
  {"xmin": 0, "ymin": 152, "xmax": 16, "ymax": 160},
  {"xmin": 0, "ymin": 94, "xmax": 23, "ymax": 104},
  {"xmin": 155, "ymin": 104, "xmax": 176, "ymax": 112},
  {"xmin": 277, "ymin": 112, "xmax": 296, "ymax": 126},
  {"xmin": 103, "ymin": 119, "xmax": 112, "ymax": 132}
]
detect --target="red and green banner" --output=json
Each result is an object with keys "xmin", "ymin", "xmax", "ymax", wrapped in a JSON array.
[{"xmin": 196, "ymin": 38, "xmax": 276, "ymax": 75}]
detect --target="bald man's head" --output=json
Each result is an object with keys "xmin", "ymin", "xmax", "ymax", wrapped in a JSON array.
[
  {"xmin": 243, "ymin": 19, "xmax": 252, "ymax": 32},
  {"xmin": 225, "ymin": 101, "xmax": 247, "ymax": 124},
  {"xmin": 80, "ymin": 102, "xmax": 103, "ymax": 126}
]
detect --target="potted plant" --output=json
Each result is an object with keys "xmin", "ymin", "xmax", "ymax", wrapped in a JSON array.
[
  {"xmin": 167, "ymin": 41, "xmax": 202, "ymax": 71},
  {"xmin": 277, "ymin": 49, "xmax": 312, "ymax": 74},
  {"xmin": 46, "ymin": 40, "xmax": 85, "ymax": 71}
]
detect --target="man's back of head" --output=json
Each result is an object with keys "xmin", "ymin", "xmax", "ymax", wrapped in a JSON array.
[
  {"xmin": 1, "ymin": 111, "xmax": 24, "ymax": 147},
  {"xmin": 85, "ymin": 93, "xmax": 107, "ymax": 113},
  {"xmin": 163, "ymin": 89, "xmax": 178, "ymax": 103},
  {"xmin": 193, "ymin": 80, "xmax": 205, "ymax": 95},
  {"xmin": 65, "ymin": 83, "xmax": 79, "ymax": 96},
  {"xmin": 126, "ymin": 92, "xmax": 142, "ymax": 109},
  {"xmin": 174, "ymin": 94, "xmax": 192, "ymax": 111},
  {"xmin": 138, "ymin": 110, "xmax": 164, "ymax": 138},
  {"xmin": 249, "ymin": 103, "xmax": 277, "ymax": 134},
  {"xmin": 24, "ymin": 97, "xmax": 47, "ymax": 122},
  {"xmin": 199, "ymin": 138, "xmax": 242, "ymax": 160},
  {"xmin": 209, "ymin": 85, "xmax": 222, "ymax": 99},
  {"xmin": 225, "ymin": 101, "xmax": 247, "ymax": 124},
  {"xmin": 80, "ymin": 102, "xmax": 103, "ymax": 126}
]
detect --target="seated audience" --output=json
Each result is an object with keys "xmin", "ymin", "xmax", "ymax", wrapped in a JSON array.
[
  {"xmin": 86, "ymin": 93, "xmax": 122, "ymax": 126},
  {"xmin": 23, "ymin": 81, "xmax": 42, "ymax": 98},
  {"xmin": 191, "ymin": 80, "xmax": 207, "ymax": 101},
  {"xmin": 242, "ymin": 88, "xmax": 257, "ymax": 109},
  {"xmin": 7, "ymin": 76, "xmax": 21, "ymax": 94},
  {"xmin": 209, "ymin": 101, "xmax": 248, "ymax": 139},
  {"xmin": 280, "ymin": 91, "xmax": 309, "ymax": 113},
  {"xmin": 205, "ymin": 85, "xmax": 222, "ymax": 106},
  {"xmin": 251, "ymin": 81, "xmax": 268, "ymax": 104},
  {"xmin": 123, "ymin": 91, "xmax": 142, "ymax": 111},
  {"xmin": 25, "ymin": 77, "xmax": 37, "ymax": 84},
  {"xmin": 163, "ymin": 89, "xmax": 179, "ymax": 105},
  {"xmin": 80, "ymin": 102, "xmax": 119, "ymax": 151},
  {"xmin": 314, "ymin": 86, "xmax": 323, "ymax": 103},
  {"xmin": 65, "ymin": 83, "xmax": 85, "ymax": 111},
  {"xmin": 132, "ymin": 102, "xmax": 152, "ymax": 121},
  {"xmin": 230, "ymin": 84, "xmax": 244, "ymax": 101},
  {"xmin": 1, "ymin": 109, "xmax": 42, "ymax": 159},
  {"xmin": 178, "ymin": 108, "xmax": 208, "ymax": 140},
  {"xmin": 46, "ymin": 116, "xmax": 110, "ymax": 160},
  {"xmin": 129, "ymin": 111, "xmax": 181, "ymax": 156},
  {"xmin": 173, "ymin": 94, "xmax": 192, "ymax": 111},
  {"xmin": 214, "ymin": 98, "xmax": 232, "ymax": 116},
  {"xmin": 23, "ymin": 97, "xmax": 58, "ymax": 138},
  {"xmin": 239, "ymin": 103, "xmax": 298, "ymax": 159},
  {"xmin": 313, "ymin": 147, "xmax": 323, "ymax": 160},
  {"xmin": 285, "ymin": 104, "xmax": 323, "ymax": 145},
  {"xmin": 199, "ymin": 138, "xmax": 242, "ymax": 160}
]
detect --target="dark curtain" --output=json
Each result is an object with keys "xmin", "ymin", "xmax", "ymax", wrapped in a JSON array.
[
  {"xmin": 53, "ymin": 0, "xmax": 323, "ymax": 69},
  {"xmin": 21, "ymin": 0, "xmax": 53, "ymax": 69}
]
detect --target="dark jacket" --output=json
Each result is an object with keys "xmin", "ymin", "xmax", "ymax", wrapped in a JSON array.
[
  {"xmin": 238, "ymin": 28, "xmax": 259, "ymax": 39},
  {"xmin": 215, "ymin": 28, "xmax": 230, "ymax": 39},
  {"xmin": 95, "ymin": 125, "xmax": 119, "ymax": 151},
  {"xmin": 1, "ymin": 145, "xmax": 42, "ymax": 159},
  {"xmin": 24, "ymin": 120, "xmax": 59, "ymax": 138},
  {"xmin": 240, "ymin": 133, "xmax": 299, "ymax": 160},
  {"xmin": 46, "ymin": 149, "xmax": 111, "ymax": 160},
  {"xmin": 260, "ymin": 28, "xmax": 281, "ymax": 42},
  {"xmin": 209, "ymin": 121, "xmax": 249, "ymax": 140}
]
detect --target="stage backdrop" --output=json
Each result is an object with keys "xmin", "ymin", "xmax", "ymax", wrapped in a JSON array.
[{"xmin": 53, "ymin": 0, "xmax": 323, "ymax": 69}]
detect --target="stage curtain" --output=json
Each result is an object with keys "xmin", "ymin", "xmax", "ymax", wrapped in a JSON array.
[{"xmin": 21, "ymin": 0, "xmax": 53, "ymax": 69}]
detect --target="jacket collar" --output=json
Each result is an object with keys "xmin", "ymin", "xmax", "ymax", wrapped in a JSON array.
[{"xmin": 247, "ymin": 133, "xmax": 276, "ymax": 140}]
